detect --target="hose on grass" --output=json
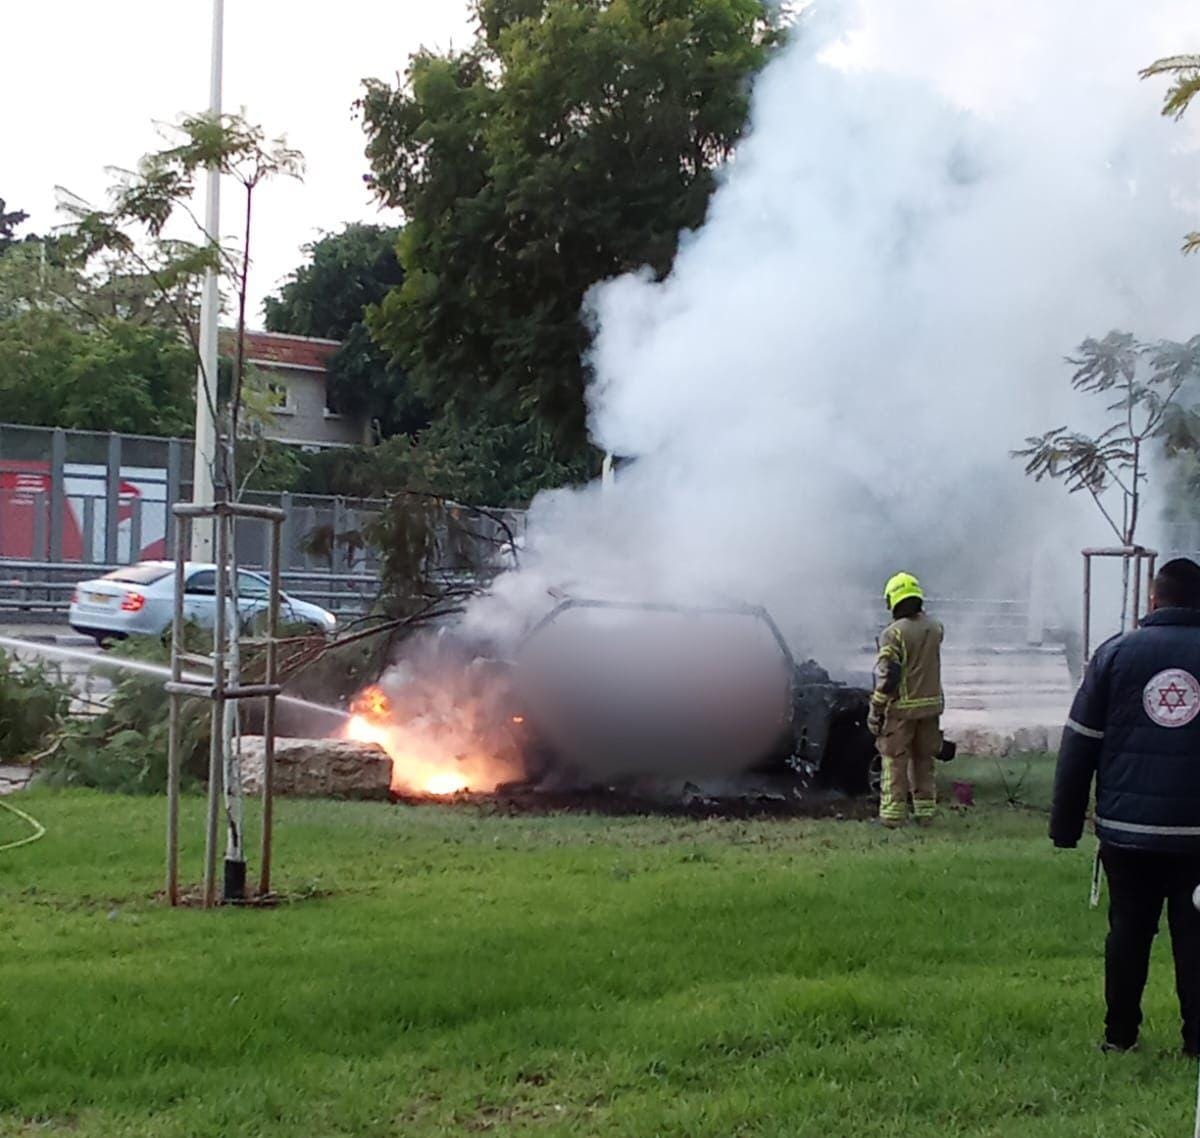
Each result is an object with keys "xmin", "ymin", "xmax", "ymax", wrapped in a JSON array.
[{"xmin": 0, "ymin": 797, "xmax": 45, "ymax": 852}]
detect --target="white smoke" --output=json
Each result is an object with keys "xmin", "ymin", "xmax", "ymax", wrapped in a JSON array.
[{"xmin": 468, "ymin": 0, "xmax": 1200, "ymax": 666}]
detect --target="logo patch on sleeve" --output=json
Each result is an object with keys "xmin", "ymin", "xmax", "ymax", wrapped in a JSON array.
[{"xmin": 1143, "ymin": 669, "xmax": 1200, "ymax": 728}]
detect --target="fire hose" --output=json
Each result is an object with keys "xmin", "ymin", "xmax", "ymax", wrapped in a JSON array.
[{"xmin": 0, "ymin": 798, "xmax": 45, "ymax": 853}]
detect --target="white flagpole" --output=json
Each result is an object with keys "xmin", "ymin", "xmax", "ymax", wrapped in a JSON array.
[{"xmin": 191, "ymin": 0, "xmax": 223, "ymax": 559}]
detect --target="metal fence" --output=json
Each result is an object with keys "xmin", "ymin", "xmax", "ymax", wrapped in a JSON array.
[
  {"xmin": 0, "ymin": 423, "xmax": 524, "ymax": 620},
  {"xmin": 0, "ymin": 562, "xmax": 383, "ymax": 621},
  {"xmin": 0, "ymin": 422, "xmax": 1087, "ymax": 639},
  {"xmin": 841, "ymin": 593, "xmax": 1036, "ymax": 655}
]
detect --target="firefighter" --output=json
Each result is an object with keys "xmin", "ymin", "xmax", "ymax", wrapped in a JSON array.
[{"xmin": 868, "ymin": 572, "xmax": 945, "ymax": 827}]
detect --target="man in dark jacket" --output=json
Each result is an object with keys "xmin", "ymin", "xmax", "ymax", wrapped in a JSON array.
[{"xmin": 1051, "ymin": 557, "xmax": 1200, "ymax": 1055}]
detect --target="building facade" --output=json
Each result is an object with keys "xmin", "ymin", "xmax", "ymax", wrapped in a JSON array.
[{"xmin": 232, "ymin": 331, "xmax": 370, "ymax": 450}]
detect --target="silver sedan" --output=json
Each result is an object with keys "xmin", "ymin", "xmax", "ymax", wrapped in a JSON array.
[{"xmin": 68, "ymin": 561, "xmax": 338, "ymax": 645}]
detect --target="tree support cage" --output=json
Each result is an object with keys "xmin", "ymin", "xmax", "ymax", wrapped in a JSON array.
[
  {"xmin": 165, "ymin": 500, "xmax": 286, "ymax": 908},
  {"xmin": 1082, "ymin": 546, "xmax": 1158, "ymax": 663}
]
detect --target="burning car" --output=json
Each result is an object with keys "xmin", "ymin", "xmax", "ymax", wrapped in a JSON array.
[
  {"xmin": 512, "ymin": 599, "xmax": 876, "ymax": 797},
  {"xmin": 343, "ymin": 598, "xmax": 877, "ymax": 804}
]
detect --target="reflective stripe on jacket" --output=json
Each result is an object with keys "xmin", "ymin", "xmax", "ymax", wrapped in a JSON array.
[{"xmin": 871, "ymin": 611, "xmax": 945, "ymax": 721}]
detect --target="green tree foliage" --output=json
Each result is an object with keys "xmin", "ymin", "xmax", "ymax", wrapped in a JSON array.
[
  {"xmin": 1014, "ymin": 56, "xmax": 1200, "ymax": 542},
  {"xmin": 1142, "ymin": 54, "xmax": 1200, "ymax": 121},
  {"xmin": 234, "ymin": 437, "xmax": 309, "ymax": 493},
  {"xmin": 0, "ymin": 242, "xmax": 196, "ymax": 435},
  {"xmin": 1142, "ymin": 53, "xmax": 1200, "ymax": 251},
  {"xmin": 0, "ymin": 120, "xmax": 306, "ymax": 488},
  {"xmin": 1014, "ymin": 332, "xmax": 1200, "ymax": 546},
  {"xmin": 0, "ymin": 197, "xmax": 31, "ymax": 255},
  {"xmin": 359, "ymin": 0, "xmax": 781, "ymax": 457},
  {"xmin": 264, "ymin": 223, "xmax": 403, "ymax": 339},
  {"xmin": 300, "ymin": 405, "xmax": 591, "ymax": 507},
  {"xmin": 327, "ymin": 322, "xmax": 429, "ymax": 439},
  {"xmin": 264, "ymin": 224, "xmax": 427, "ymax": 437}
]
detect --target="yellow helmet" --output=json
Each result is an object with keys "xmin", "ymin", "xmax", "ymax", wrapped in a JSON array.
[{"xmin": 884, "ymin": 572, "xmax": 924, "ymax": 611}]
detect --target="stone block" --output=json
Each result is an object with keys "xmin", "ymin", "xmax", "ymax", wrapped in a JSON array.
[{"xmin": 239, "ymin": 736, "xmax": 392, "ymax": 800}]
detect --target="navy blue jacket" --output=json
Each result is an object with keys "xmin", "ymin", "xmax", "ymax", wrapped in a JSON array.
[{"xmin": 1051, "ymin": 608, "xmax": 1200, "ymax": 852}]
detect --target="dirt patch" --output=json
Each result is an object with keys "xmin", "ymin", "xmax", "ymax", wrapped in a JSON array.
[
  {"xmin": 393, "ymin": 784, "xmax": 878, "ymax": 821},
  {"xmin": 155, "ymin": 882, "xmax": 335, "ymax": 909}
]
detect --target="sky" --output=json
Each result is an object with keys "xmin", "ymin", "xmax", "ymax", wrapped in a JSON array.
[{"xmin": 2, "ymin": 1, "xmax": 476, "ymax": 322}]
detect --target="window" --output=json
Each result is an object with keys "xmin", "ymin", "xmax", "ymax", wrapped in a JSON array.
[
  {"xmin": 184, "ymin": 570, "xmax": 216, "ymax": 595},
  {"xmin": 185, "ymin": 570, "xmax": 273, "ymax": 598},
  {"xmin": 266, "ymin": 382, "xmax": 292, "ymax": 412},
  {"xmin": 236, "ymin": 571, "xmax": 270, "ymax": 598},
  {"xmin": 103, "ymin": 564, "xmax": 173, "ymax": 586}
]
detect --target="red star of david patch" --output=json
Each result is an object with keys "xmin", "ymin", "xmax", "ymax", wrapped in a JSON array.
[
  {"xmin": 1159, "ymin": 682, "xmax": 1190, "ymax": 712},
  {"xmin": 1144, "ymin": 669, "xmax": 1200, "ymax": 728}
]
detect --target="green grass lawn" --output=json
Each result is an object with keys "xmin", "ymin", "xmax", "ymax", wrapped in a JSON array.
[{"xmin": 0, "ymin": 757, "xmax": 1195, "ymax": 1137}]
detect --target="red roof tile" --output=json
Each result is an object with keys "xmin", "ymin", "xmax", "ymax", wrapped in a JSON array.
[{"xmin": 220, "ymin": 330, "xmax": 340, "ymax": 371}]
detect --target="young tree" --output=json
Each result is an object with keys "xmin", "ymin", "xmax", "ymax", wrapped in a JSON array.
[
  {"xmin": 358, "ymin": 0, "xmax": 782, "ymax": 461},
  {"xmin": 1015, "ymin": 332, "xmax": 1200, "ymax": 629},
  {"xmin": 1013, "ymin": 54, "xmax": 1200, "ymax": 639},
  {"xmin": 61, "ymin": 116, "xmax": 303, "ymax": 901},
  {"xmin": 1016, "ymin": 333, "xmax": 1200, "ymax": 545},
  {"xmin": 60, "ymin": 113, "xmax": 303, "ymax": 496}
]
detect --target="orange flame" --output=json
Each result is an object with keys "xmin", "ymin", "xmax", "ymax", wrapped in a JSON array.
[
  {"xmin": 351, "ymin": 686, "xmax": 392, "ymax": 720},
  {"xmin": 341, "ymin": 684, "xmax": 515, "ymax": 797}
]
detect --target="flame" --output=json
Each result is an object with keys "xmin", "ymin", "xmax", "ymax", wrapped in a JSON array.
[
  {"xmin": 341, "ymin": 684, "xmax": 515, "ymax": 797},
  {"xmin": 351, "ymin": 686, "xmax": 392, "ymax": 720},
  {"xmin": 426, "ymin": 771, "xmax": 471, "ymax": 795}
]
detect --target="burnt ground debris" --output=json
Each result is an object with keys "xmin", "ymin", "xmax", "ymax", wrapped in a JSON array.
[{"xmin": 390, "ymin": 784, "xmax": 880, "ymax": 820}]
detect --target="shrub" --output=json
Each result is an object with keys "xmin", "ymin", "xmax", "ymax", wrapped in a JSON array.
[
  {"xmin": 37, "ymin": 636, "xmax": 209, "ymax": 795},
  {"xmin": 0, "ymin": 650, "xmax": 71, "ymax": 761}
]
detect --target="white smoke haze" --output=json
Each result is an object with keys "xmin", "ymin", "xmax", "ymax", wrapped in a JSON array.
[{"xmin": 463, "ymin": 0, "xmax": 1200, "ymax": 668}]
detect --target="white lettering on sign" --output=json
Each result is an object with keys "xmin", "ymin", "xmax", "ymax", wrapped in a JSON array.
[{"xmin": 1143, "ymin": 669, "xmax": 1200, "ymax": 728}]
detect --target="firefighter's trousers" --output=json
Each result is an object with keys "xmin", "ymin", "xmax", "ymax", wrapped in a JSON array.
[{"xmin": 878, "ymin": 715, "xmax": 941, "ymax": 824}]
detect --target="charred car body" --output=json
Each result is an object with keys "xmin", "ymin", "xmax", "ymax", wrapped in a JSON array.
[{"xmin": 491, "ymin": 599, "xmax": 878, "ymax": 801}]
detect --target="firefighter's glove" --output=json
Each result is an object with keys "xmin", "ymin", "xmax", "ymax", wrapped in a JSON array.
[{"xmin": 867, "ymin": 708, "xmax": 884, "ymax": 738}]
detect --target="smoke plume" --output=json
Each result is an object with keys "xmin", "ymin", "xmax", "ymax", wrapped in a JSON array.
[{"xmin": 466, "ymin": 0, "xmax": 1200, "ymax": 668}]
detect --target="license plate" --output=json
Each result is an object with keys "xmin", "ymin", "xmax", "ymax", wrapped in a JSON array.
[{"xmin": 88, "ymin": 592, "xmax": 112, "ymax": 605}]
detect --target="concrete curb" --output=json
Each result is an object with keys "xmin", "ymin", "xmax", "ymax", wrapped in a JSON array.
[
  {"xmin": 0, "ymin": 765, "xmax": 32, "ymax": 795},
  {"xmin": 1, "ymin": 630, "xmax": 94, "ymax": 650},
  {"xmin": 10, "ymin": 629, "xmax": 93, "ymax": 648},
  {"xmin": 951, "ymin": 726, "xmax": 1063, "ymax": 757}
]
